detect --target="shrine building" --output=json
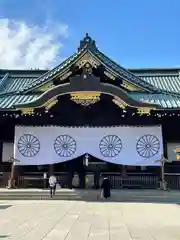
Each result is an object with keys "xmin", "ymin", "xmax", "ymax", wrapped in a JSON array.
[{"xmin": 0, "ymin": 34, "xmax": 180, "ymax": 189}]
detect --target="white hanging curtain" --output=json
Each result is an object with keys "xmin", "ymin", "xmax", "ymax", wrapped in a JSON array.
[{"xmin": 14, "ymin": 125, "xmax": 163, "ymax": 166}]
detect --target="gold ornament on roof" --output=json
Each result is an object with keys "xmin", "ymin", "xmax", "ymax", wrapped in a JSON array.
[
  {"xmin": 104, "ymin": 71, "xmax": 116, "ymax": 80},
  {"xmin": 70, "ymin": 91, "xmax": 101, "ymax": 106},
  {"xmin": 21, "ymin": 108, "xmax": 34, "ymax": 115},
  {"xmin": 137, "ymin": 107, "xmax": 152, "ymax": 115},
  {"xmin": 44, "ymin": 98, "xmax": 58, "ymax": 110},
  {"xmin": 112, "ymin": 96, "xmax": 128, "ymax": 109}
]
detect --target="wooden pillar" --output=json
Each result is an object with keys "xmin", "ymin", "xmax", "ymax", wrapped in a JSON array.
[
  {"xmin": 48, "ymin": 164, "xmax": 54, "ymax": 176},
  {"xmin": 68, "ymin": 171, "xmax": 73, "ymax": 189},
  {"xmin": 160, "ymin": 160, "xmax": 167, "ymax": 190},
  {"xmin": 8, "ymin": 162, "xmax": 16, "ymax": 188},
  {"xmin": 121, "ymin": 165, "xmax": 127, "ymax": 176},
  {"xmin": 8, "ymin": 157, "xmax": 20, "ymax": 189}
]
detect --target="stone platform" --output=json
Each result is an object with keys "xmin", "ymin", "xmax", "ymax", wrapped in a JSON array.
[
  {"xmin": 0, "ymin": 198, "xmax": 180, "ymax": 239},
  {"xmin": 0, "ymin": 189, "xmax": 180, "ymax": 203}
]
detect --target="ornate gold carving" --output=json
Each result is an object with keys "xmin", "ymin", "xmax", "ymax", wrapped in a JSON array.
[
  {"xmin": 104, "ymin": 71, "xmax": 116, "ymax": 80},
  {"xmin": 59, "ymin": 71, "xmax": 72, "ymax": 81},
  {"xmin": 122, "ymin": 81, "xmax": 144, "ymax": 92},
  {"xmin": 70, "ymin": 91, "xmax": 101, "ymax": 106},
  {"xmin": 84, "ymin": 63, "xmax": 93, "ymax": 75},
  {"xmin": 136, "ymin": 107, "xmax": 152, "ymax": 115},
  {"xmin": 21, "ymin": 108, "xmax": 34, "ymax": 115},
  {"xmin": 43, "ymin": 98, "xmax": 58, "ymax": 110},
  {"xmin": 76, "ymin": 53, "xmax": 100, "ymax": 68},
  {"xmin": 112, "ymin": 96, "xmax": 128, "ymax": 109}
]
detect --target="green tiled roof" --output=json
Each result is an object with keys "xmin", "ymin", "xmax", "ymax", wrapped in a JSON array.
[
  {"xmin": 0, "ymin": 70, "xmax": 47, "ymax": 94},
  {"xmin": 0, "ymin": 69, "xmax": 179, "ymax": 96},
  {"xmin": 140, "ymin": 75, "xmax": 180, "ymax": 94},
  {"xmin": 3, "ymin": 76, "xmax": 37, "ymax": 93},
  {"xmin": 0, "ymin": 94, "xmax": 39, "ymax": 109},
  {"xmin": 130, "ymin": 93, "xmax": 180, "ymax": 108}
]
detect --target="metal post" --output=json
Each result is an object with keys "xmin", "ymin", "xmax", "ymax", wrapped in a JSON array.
[
  {"xmin": 155, "ymin": 155, "xmax": 168, "ymax": 191},
  {"xmin": 160, "ymin": 159, "xmax": 166, "ymax": 190}
]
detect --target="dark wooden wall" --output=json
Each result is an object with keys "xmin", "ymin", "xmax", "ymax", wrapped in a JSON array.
[{"xmin": 0, "ymin": 94, "xmax": 180, "ymax": 173}]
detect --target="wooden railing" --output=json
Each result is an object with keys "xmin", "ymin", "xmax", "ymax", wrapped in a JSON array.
[
  {"xmin": 15, "ymin": 172, "xmax": 180, "ymax": 189},
  {"xmin": 165, "ymin": 175, "xmax": 180, "ymax": 189},
  {"xmin": 107, "ymin": 175, "xmax": 159, "ymax": 189}
]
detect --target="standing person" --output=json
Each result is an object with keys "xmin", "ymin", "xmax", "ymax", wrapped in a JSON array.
[
  {"xmin": 49, "ymin": 174, "xmax": 57, "ymax": 198},
  {"xmin": 43, "ymin": 172, "xmax": 47, "ymax": 189},
  {"xmin": 101, "ymin": 177, "xmax": 111, "ymax": 199}
]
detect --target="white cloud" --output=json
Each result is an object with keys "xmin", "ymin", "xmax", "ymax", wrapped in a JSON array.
[{"xmin": 0, "ymin": 19, "xmax": 68, "ymax": 69}]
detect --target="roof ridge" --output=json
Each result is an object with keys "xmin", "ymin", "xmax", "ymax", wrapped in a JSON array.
[
  {"xmin": 93, "ymin": 49, "xmax": 180, "ymax": 96},
  {"xmin": 3, "ymin": 37, "xmax": 179, "ymax": 96},
  {"xmin": 93, "ymin": 49, "xmax": 160, "ymax": 92},
  {"xmin": 19, "ymin": 47, "xmax": 87, "ymax": 93}
]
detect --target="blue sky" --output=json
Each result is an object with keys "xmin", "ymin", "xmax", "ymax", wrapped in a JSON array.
[{"xmin": 0, "ymin": 0, "xmax": 179, "ymax": 69}]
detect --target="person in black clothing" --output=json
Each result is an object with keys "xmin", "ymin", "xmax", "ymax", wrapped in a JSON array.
[{"xmin": 101, "ymin": 177, "xmax": 111, "ymax": 199}]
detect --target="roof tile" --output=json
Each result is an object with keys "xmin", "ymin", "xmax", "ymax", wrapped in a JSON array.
[
  {"xmin": 130, "ymin": 93, "xmax": 180, "ymax": 108},
  {"xmin": 0, "ymin": 94, "xmax": 39, "ymax": 108},
  {"xmin": 136, "ymin": 75, "xmax": 180, "ymax": 94}
]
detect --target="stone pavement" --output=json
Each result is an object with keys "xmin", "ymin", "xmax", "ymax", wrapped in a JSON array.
[{"xmin": 0, "ymin": 200, "xmax": 180, "ymax": 240}]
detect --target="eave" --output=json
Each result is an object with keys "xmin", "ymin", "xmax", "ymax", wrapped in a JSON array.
[{"xmin": 14, "ymin": 74, "xmax": 161, "ymax": 110}]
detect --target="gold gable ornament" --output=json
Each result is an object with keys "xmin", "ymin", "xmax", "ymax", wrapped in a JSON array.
[
  {"xmin": 75, "ymin": 53, "xmax": 100, "ymax": 69},
  {"xmin": 70, "ymin": 91, "xmax": 101, "ymax": 106}
]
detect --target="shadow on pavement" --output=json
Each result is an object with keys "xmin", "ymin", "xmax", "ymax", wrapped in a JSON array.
[{"xmin": 0, "ymin": 205, "xmax": 12, "ymax": 210}]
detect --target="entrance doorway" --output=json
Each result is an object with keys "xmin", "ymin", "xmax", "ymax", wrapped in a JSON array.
[{"xmin": 56, "ymin": 154, "xmax": 108, "ymax": 189}]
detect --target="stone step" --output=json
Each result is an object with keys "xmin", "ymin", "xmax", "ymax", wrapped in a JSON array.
[
  {"xmin": 0, "ymin": 189, "xmax": 180, "ymax": 202},
  {"xmin": 0, "ymin": 189, "xmax": 100, "ymax": 200},
  {"xmin": 0, "ymin": 195, "xmax": 84, "ymax": 200},
  {"xmin": 0, "ymin": 192, "xmax": 80, "ymax": 195}
]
